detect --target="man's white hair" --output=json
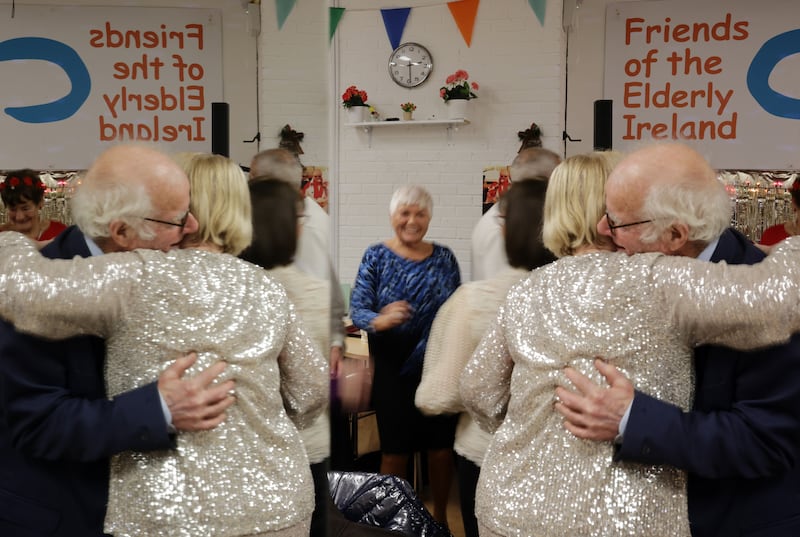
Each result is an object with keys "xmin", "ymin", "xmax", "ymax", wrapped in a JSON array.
[{"xmin": 71, "ymin": 179, "xmax": 156, "ymax": 241}]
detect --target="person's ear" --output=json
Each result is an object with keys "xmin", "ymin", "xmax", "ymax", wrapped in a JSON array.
[
  {"xmin": 662, "ymin": 222, "xmax": 690, "ymax": 254},
  {"xmin": 108, "ymin": 220, "xmax": 137, "ymax": 250}
]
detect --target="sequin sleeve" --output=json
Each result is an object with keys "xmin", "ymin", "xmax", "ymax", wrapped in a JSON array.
[
  {"xmin": 651, "ymin": 237, "xmax": 800, "ymax": 349},
  {"xmin": 0, "ymin": 232, "xmax": 138, "ymax": 339},
  {"xmin": 277, "ymin": 299, "xmax": 329, "ymax": 430},
  {"xmin": 460, "ymin": 304, "xmax": 514, "ymax": 434}
]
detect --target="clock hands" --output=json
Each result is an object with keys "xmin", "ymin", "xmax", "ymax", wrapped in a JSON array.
[{"xmin": 389, "ymin": 44, "xmax": 433, "ymax": 87}]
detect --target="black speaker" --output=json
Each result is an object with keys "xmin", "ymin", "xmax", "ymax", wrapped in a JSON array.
[
  {"xmin": 211, "ymin": 102, "xmax": 230, "ymax": 157},
  {"xmin": 593, "ymin": 99, "xmax": 613, "ymax": 151}
]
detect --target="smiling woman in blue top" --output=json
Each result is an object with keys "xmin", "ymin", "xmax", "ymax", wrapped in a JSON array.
[{"xmin": 349, "ymin": 184, "xmax": 461, "ymax": 526}]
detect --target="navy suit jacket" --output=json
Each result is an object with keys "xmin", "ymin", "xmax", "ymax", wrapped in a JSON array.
[
  {"xmin": 618, "ymin": 229, "xmax": 800, "ymax": 536},
  {"xmin": 0, "ymin": 226, "xmax": 174, "ymax": 536}
]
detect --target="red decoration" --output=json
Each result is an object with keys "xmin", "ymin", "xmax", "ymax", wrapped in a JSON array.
[{"xmin": 341, "ymin": 85, "xmax": 368, "ymax": 108}]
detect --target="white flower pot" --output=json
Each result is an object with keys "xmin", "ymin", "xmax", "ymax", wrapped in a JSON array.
[
  {"xmin": 446, "ymin": 98, "xmax": 469, "ymax": 120},
  {"xmin": 346, "ymin": 105, "xmax": 368, "ymax": 123}
]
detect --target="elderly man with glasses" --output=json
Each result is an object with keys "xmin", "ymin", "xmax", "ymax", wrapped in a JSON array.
[
  {"xmin": 0, "ymin": 144, "xmax": 234, "ymax": 537},
  {"xmin": 555, "ymin": 143, "xmax": 800, "ymax": 537}
]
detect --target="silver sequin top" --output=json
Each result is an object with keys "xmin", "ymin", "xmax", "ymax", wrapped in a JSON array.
[
  {"xmin": 461, "ymin": 246, "xmax": 800, "ymax": 537},
  {"xmin": 0, "ymin": 233, "xmax": 328, "ymax": 536}
]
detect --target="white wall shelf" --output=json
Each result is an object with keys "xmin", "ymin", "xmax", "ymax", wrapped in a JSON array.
[{"xmin": 346, "ymin": 118, "xmax": 470, "ymax": 147}]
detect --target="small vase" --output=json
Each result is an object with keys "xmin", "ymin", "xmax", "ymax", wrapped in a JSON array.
[
  {"xmin": 402, "ymin": 111, "xmax": 413, "ymax": 121},
  {"xmin": 346, "ymin": 105, "xmax": 368, "ymax": 123},
  {"xmin": 446, "ymin": 98, "xmax": 469, "ymax": 120}
]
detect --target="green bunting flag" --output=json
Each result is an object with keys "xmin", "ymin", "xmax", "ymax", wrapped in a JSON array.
[
  {"xmin": 275, "ymin": 0, "xmax": 296, "ymax": 30},
  {"xmin": 330, "ymin": 7, "xmax": 345, "ymax": 42},
  {"xmin": 528, "ymin": 0, "xmax": 546, "ymax": 26}
]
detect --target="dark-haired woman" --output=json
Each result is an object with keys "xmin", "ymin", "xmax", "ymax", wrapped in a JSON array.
[
  {"xmin": 0, "ymin": 169, "xmax": 66, "ymax": 240},
  {"xmin": 241, "ymin": 178, "xmax": 403, "ymax": 537},
  {"xmin": 240, "ymin": 178, "xmax": 332, "ymax": 537}
]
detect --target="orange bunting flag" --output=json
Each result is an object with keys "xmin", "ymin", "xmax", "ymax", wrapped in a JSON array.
[{"xmin": 447, "ymin": 0, "xmax": 480, "ymax": 47}]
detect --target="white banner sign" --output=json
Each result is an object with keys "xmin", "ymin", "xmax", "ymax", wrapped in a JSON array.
[
  {"xmin": 0, "ymin": 6, "xmax": 222, "ymax": 169},
  {"xmin": 605, "ymin": 0, "xmax": 800, "ymax": 169}
]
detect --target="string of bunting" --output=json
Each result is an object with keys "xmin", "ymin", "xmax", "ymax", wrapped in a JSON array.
[{"xmin": 321, "ymin": 1, "xmax": 548, "ymax": 46}]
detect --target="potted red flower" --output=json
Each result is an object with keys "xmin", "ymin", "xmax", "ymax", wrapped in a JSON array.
[
  {"xmin": 440, "ymin": 70, "xmax": 479, "ymax": 120},
  {"xmin": 342, "ymin": 85, "xmax": 370, "ymax": 123}
]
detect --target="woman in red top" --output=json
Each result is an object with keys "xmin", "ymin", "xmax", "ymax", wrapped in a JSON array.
[
  {"xmin": 760, "ymin": 182, "xmax": 800, "ymax": 246},
  {"xmin": 0, "ymin": 169, "xmax": 66, "ymax": 241}
]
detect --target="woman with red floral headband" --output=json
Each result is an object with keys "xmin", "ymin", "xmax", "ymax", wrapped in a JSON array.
[{"xmin": 0, "ymin": 169, "xmax": 66, "ymax": 240}]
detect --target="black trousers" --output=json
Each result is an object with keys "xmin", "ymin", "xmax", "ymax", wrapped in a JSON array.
[{"xmin": 456, "ymin": 453, "xmax": 481, "ymax": 537}]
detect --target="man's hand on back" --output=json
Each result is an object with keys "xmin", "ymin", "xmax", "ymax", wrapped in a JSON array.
[
  {"xmin": 554, "ymin": 359, "xmax": 634, "ymax": 442},
  {"xmin": 158, "ymin": 352, "xmax": 236, "ymax": 432}
]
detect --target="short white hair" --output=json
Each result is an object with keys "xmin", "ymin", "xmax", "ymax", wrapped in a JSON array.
[
  {"xmin": 639, "ymin": 179, "xmax": 731, "ymax": 244},
  {"xmin": 71, "ymin": 179, "xmax": 156, "ymax": 241},
  {"xmin": 250, "ymin": 148, "xmax": 302, "ymax": 187},
  {"xmin": 389, "ymin": 184, "xmax": 433, "ymax": 216},
  {"xmin": 509, "ymin": 147, "xmax": 561, "ymax": 182}
]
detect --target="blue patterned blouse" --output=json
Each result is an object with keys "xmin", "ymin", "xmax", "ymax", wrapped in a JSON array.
[{"xmin": 350, "ymin": 242, "xmax": 461, "ymax": 376}]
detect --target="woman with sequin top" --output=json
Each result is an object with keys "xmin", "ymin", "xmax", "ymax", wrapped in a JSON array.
[
  {"xmin": 350, "ymin": 184, "xmax": 461, "ymax": 526},
  {"xmin": 0, "ymin": 153, "xmax": 327, "ymax": 537},
  {"xmin": 460, "ymin": 153, "xmax": 800, "ymax": 537}
]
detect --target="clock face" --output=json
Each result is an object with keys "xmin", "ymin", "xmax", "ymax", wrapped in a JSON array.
[{"xmin": 388, "ymin": 43, "xmax": 433, "ymax": 88}]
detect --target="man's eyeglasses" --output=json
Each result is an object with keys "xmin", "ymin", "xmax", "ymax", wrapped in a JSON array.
[
  {"xmin": 605, "ymin": 212, "xmax": 652, "ymax": 234},
  {"xmin": 141, "ymin": 211, "xmax": 190, "ymax": 229}
]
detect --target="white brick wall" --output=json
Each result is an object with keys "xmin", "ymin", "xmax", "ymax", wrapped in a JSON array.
[
  {"xmin": 259, "ymin": 2, "xmax": 329, "ymax": 165},
  {"xmin": 255, "ymin": 0, "xmax": 627, "ymax": 284},
  {"xmin": 334, "ymin": 0, "xmax": 566, "ymax": 283}
]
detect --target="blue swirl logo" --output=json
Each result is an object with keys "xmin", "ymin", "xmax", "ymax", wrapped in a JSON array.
[{"xmin": 0, "ymin": 37, "xmax": 91, "ymax": 123}]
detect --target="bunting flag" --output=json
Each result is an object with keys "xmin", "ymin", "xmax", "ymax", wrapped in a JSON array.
[
  {"xmin": 380, "ymin": 8, "xmax": 411, "ymax": 50},
  {"xmin": 447, "ymin": 0, "xmax": 480, "ymax": 47},
  {"xmin": 329, "ymin": 7, "xmax": 345, "ymax": 42},
  {"xmin": 275, "ymin": 0, "xmax": 296, "ymax": 30},
  {"xmin": 528, "ymin": 0, "xmax": 546, "ymax": 26}
]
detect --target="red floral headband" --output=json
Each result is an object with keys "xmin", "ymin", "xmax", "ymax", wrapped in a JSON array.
[{"xmin": 0, "ymin": 175, "xmax": 46, "ymax": 191}]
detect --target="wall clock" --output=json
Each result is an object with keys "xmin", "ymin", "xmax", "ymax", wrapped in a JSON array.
[{"xmin": 388, "ymin": 42, "xmax": 433, "ymax": 88}]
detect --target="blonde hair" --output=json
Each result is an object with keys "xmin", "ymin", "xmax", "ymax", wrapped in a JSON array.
[
  {"xmin": 177, "ymin": 153, "xmax": 253, "ymax": 255},
  {"xmin": 542, "ymin": 152, "xmax": 618, "ymax": 258}
]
